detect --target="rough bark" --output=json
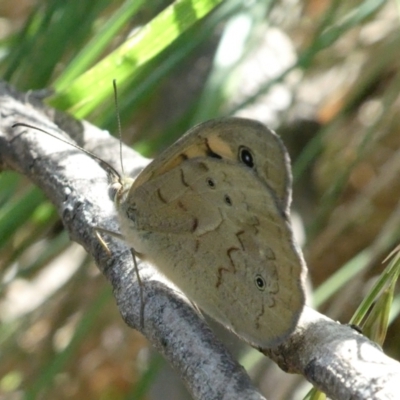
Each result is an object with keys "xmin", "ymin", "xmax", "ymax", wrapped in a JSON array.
[{"xmin": 1, "ymin": 82, "xmax": 399, "ymax": 400}]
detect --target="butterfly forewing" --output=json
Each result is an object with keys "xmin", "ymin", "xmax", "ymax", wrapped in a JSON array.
[{"xmin": 131, "ymin": 118, "xmax": 292, "ymax": 213}]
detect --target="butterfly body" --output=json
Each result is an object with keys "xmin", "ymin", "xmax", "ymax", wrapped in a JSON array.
[{"xmin": 115, "ymin": 118, "xmax": 306, "ymax": 348}]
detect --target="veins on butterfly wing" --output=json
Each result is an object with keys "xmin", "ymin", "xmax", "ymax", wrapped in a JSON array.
[{"xmin": 179, "ymin": 167, "xmax": 189, "ymax": 187}]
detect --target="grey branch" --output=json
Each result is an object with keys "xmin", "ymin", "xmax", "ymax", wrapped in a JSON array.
[{"xmin": 0, "ymin": 82, "xmax": 399, "ymax": 400}]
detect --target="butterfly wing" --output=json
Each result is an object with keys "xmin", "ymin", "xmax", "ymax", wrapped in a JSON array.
[
  {"xmin": 132, "ymin": 118, "xmax": 292, "ymax": 212},
  {"xmin": 119, "ymin": 157, "xmax": 305, "ymax": 347}
]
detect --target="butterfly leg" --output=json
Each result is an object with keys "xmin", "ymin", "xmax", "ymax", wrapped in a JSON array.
[
  {"xmin": 130, "ymin": 248, "xmax": 145, "ymax": 329},
  {"xmin": 94, "ymin": 227, "xmax": 145, "ymax": 329},
  {"xmin": 94, "ymin": 226, "xmax": 127, "ymax": 255},
  {"xmin": 95, "ymin": 227, "xmax": 125, "ymax": 241},
  {"xmin": 94, "ymin": 229, "xmax": 113, "ymax": 256}
]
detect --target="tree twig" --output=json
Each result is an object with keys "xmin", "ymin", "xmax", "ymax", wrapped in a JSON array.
[{"xmin": 1, "ymin": 82, "xmax": 399, "ymax": 400}]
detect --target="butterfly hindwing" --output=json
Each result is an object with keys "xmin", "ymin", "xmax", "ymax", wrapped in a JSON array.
[{"xmin": 119, "ymin": 156, "xmax": 305, "ymax": 347}]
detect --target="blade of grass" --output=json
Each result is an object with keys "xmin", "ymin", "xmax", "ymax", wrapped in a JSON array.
[
  {"xmin": 305, "ymin": 218, "xmax": 400, "ymax": 400},
  {"xmin": 48, "ymin": 0, "xmax": 224, "ymax": 118},
  {"xmin": 314, "ymin": 248, "xmax": 373, "ymax": 308},
  {"xmin": 306, "ymin": 72, "xmax": 400, "ymax": 237},
  {"xmin": 24, "ymin": 281, "xmax": 112, "ymax": 400},
  {"xmin": 303, "ymin": 387, "xmax": 327, "ymax": 400},
  {"xmin": 361, "ymin": 278, "xmax": 396, "ymax": 345},
  {"xmin": 55, "ymin": 0, "xmax": 147, "ymax": 89},
  {"xmin": 5, "ymin": 1, "xmax": 111, "ymax": 89},
  {"xmin": 230, "ymin": 0, "xmax": 386, "ymax": 117},
  {"xmin": 350, "ymin": 249, "xmax": 400, "ymax": 328},
  {"xmin": 314, "ymin": 202, "xmax": 400, "ymax": 307},
  {"xmin": 1, "ymin": 2, "xmax": 44, "ymax": 82},
  {"xmin": 0, "ymin": 203, "xmax": 59, "ymax": 286},
  {"xmin": 389, "ymin": 293, "xmax": 400, "ymax": 325},
  {"xmin": 0, "ymin": 187, "xmax": 46, "ymax": 251},
  {"xmin": 0, "ymin": 172, "xmax": 22, "ymax": 207},
  {"xmin": 126, "ymin": 353, "xmax": 165, "ymax": 400},
  {"xmin": 99, "ymin": 0, "xmax": 245, "ymax": 132}
]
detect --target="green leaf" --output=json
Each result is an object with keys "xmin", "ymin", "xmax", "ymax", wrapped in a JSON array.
[{"xmin": 48, "ymin": 0, "xmax": 223, "ymax": 118}]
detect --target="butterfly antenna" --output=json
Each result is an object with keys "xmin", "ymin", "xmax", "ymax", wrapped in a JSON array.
[
  {"xmin": 113, "ymin": 79, "xmax": 125, "ymax": 177},
  {"xmin": 12, "ymin": 123, "xmax": 122, "ymax": 183}
]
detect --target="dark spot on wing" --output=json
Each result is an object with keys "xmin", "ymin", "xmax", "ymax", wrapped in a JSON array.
[
  {"xmin": 198, "ymin": 161, "xmax": 210, "ymax": 172},
  {"xmin": 191, "ymin": 218, "xmax": 198, "ymax": 232},
  {"xmin": 180, "ymin": 168, "xmax": 189, "ymax": 187},
  {"xmin": 239, "ymin": 146, "xmax": 254, "ymax": 168},
  {"xmin": 207, "ymin": 178, "xmax": 215, "ymax": 188},
  {"xmin": 224, "ymin": 194, "xmax": 232, "ymax": 205},
  {"xmin": 216, "ymin": 267, "xmax": 229, "ymax": 288},
  {"xmin": 177, "ymin": 201, "xmax": 187, "ymax": 211},
  {"xmin": 227, "ymin": 247, "xmax": 239, "ymax": 272},
  {"xmin": 254, "ymin": 275, "xmax": 266, "ymax": 291},
  {"xmin": 157, "ymin": 189, "xmax": 167, "ymax": 203},
  {"xmin": 215, "ymin": 248, "xmax": 239, "ymax": 288},
  {"xmin": 235, "ymin": 231, "xmax": 246, "ymax": 250}
]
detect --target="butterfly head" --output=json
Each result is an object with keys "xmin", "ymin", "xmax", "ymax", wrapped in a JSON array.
[{"xmin": 111, "ymin": 174, "xmax": 135, "ymax": 210}]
